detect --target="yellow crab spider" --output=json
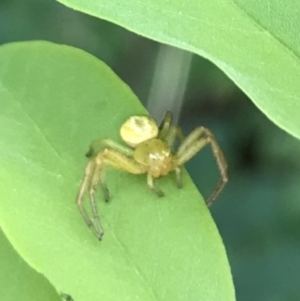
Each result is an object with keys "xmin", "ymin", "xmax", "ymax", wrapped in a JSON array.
[{"xmin": 76, "ymin": 111, "xmax": 228, "ymax": 240}]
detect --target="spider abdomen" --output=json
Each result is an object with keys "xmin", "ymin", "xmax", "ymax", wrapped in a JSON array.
[{"xmin": 134, "ymin": 139, "xmax": 173, "ymax": 178}]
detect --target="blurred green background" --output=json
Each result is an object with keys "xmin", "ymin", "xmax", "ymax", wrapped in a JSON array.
[{"xmin": 1, "ymin": 0, "xmax": 300, "ymax": 300}]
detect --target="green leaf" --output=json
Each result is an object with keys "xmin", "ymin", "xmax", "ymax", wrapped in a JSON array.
[
  {"xmin": 56, "ymin": 0, "xmax": 300, "ymax": 140},
  {"xmin": 0, "ymin": 230, "xmax": 62, "ymax": 301},
  {"xmin": 0, "ymin": 42, "xmax": 234, "ymax": 301}
]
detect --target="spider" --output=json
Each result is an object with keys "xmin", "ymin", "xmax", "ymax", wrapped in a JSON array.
[{"xmin": 76, "ymin": 111, "xmax": 228, "ymax": 240}]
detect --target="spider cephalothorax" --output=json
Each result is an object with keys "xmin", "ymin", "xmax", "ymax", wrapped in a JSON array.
[{"xmin": 76, "ymin": 111, "xmax": 228, "ymax": 240}]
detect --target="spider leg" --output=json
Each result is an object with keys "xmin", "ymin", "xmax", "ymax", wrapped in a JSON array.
[
  {"xmin": 100, "ymin": 151, "xmax": 167, "ymax": 198},
  {"xmin": 77, "ymin": 148, "xmax": 148, "ymax": 240},
  {"xmin": 158, "ymin": 112, "xmax": 185, "ymax": 188},
  {"xmin": 175, "ymin": 167, "xmax": 182, "ymax": 188},
  {"xmin": 97, "ymin": 148, "xmax": 147, "ymax": 174},
  {"xmin": 86, "ymin": 139, "xmax": 133, "ymax": 202},
  {"xmin": 78, "ymin": 139, "xmax": 138, "ymax": 240},
  {"xmin": 86, "ymin": 138, "xmax": 133, "ymax": 158},
  {"xmin": 76, "ymin": 158, "xmax": 104, "ymax": 240},
  {"xmin": 177, "ymin": 126, "xmax": 228, "ymax": 206},
  {"xmin": 88, "ymin": 162, "xmax": 107, "ymax": 238},
  {"xmin": 164, "ymin": 125, "xmax": 185, "ymax": 147},
  {"xmin": 158, "ymin": 111, "xmax": 173, "ymax": 139},
  {"xmin": 147, "ymin": 173, "xmax": 164, "ymax": 197},
  {"xmin": 158, "ymin": 111, "xmax": 185, "ymax": 144}
]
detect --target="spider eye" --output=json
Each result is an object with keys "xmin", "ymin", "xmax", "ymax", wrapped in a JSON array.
[{"xmin": 120, "ymin": 115, "xmax": 158, "ymax": 147}]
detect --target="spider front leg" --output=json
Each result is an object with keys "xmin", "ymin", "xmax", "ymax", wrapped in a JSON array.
[
  {"xmin": 77, "ymin": 144, "xmax": 147, "ymax": 240},
  {"xmin": 176, "ymin": 126, "xmax": 228, "ymax": 206},
  {"xmin": 147, "ymin": 173, "xmax": 164, "ymax": 197},
  {"xmin": 86, "ymin": 138, "xmax": 133, "ymax": 158},
  {"xmin": 158, "ymin": 112, "xmax": 185, "ymax": 188},
  {"xmin": 76, "ymin": 158, "xmax": 104, "ymax": 240},
  {"xmin": 174, "ymin": 167, "xmax": 183, "ymax": 188}
]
